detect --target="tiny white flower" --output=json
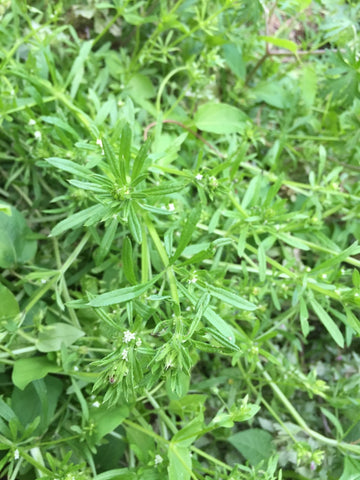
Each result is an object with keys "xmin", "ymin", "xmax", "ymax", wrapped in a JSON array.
[
  {"xmin": 321, "ymin": 274, "xmax": 327, "ymax": 279},
  {"xmin": 188, "ymin": 275, "xmax": 198, "ymax": 284},
  {"xmin": 195, "ymin": 173, "xmax": 203, "ymax": 181},
  {"xmin": 73, "ymin": 366, "xmax": 79, "ymax": 372},
  {"xmin": 355, "ymin": 293, "xmax": 359, "ymax": 297},
  {"xmin": 136, "ymin": 338, "xmax": 142, "ymax": 347},
  {"xmin": 168, "ymin": 203, "xmax": 175, "ymax": 211},
  {"xmin": 96, "ymin": 138, "xmax": 103, "ymax": 148},
  {"xmin": 92, "ymin": 401, "xmax": 101, "ymax": 408},
  {"xmin": 28, "ymin": 119, "xmax": 36, "ymax": 126},
  {"xmin": 155, "ymin": 454, "xmax": 163, "ymax": 465},
  {"xmin": 122, "ymin": 349, "xmax": 128, "ymax": 361},
  {"xmin": 123, "ymin": 330, "xmax": 136, "ymax": 343},
  {"xmin": 34, "ymin": 130, "xmax": 42, "ymax": 140},
  {"xmin": 14, "ymin": 449, "xmax": 19, "ymax": 460},
  {"xmin": 41, "ymin": 279, "xmax": 47, "ymax": 284}
]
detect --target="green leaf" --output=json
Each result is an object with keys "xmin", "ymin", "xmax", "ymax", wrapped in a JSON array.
[
  {"xmin": 300, "ymin": 298, "xmax": 310, "ymax": 337},
  {"xmin": 339, "ymin": 456, "xmax": 360, "ymax": 480},
  {"xmin": 0, "ymin": 397, "xmax": 16, "ymax": 422},
  {"xmin": 46, "ymin": 157, "xmax": 91, "ymax": 177},
  {"xmin": 168, "ymin": 443, "xmax": 192, "ymax": 480},
  {"xmin": 97, "ymin": 217, "xmax": 118, "ymax": 262},
  {"xmin": 36, "ymin": 322, "xmax": 85, "ymax": 352},
  {"xmin": 186, "ymin": 293, "xmax": 210, "ymax": 339},
  {"xmin": 128, "ymin": 203, "xmax": 142, "ymax": 244},
  {"xmin": 50, "ymin": 204, "xmax": 107, "ymax": 236},
  {"xmin": 41, "ymin": 116, "xmax": 80, "ymax": 140},
  {"xmin": 66, "ymin": 40, "xmax": 93, "ymax": 97},
  {"xmin": 194, "ymin": 102, "xmax": 248, "ymax": 134},
  {"xmin": 228, "ymin": 428, "xmax": 273, "ymax": 466},
  {"xmin": 353, "ymin": 269, "xmax": 360, "ymax": 289},
  {"xmin": 222, "ymin": 44, "xmax": 246, "ymax": 80},
  {"xmin": 102, "ymin": 136, "xmax": 124, "ymax": 182},
  {"xmin": 254, "ymin": 82, "xmax": 290, "ymax": 109},
  {"xmin": 276, "ymin": 232, "xmax": 310, "ymax": 251},
  {"xmin": 312, "ymin": 242, "xmax": 360, "ymax": 274},
  {"xmin": 0, "ymin": 204, "xmax": 37, "ymax": 268},
  {"xmin": 310, "ymin": 299, "xmax": 344, "ymax": 348},
  {"xmin": 172, "ymin": 415, "xmax": 204, "ymax": 446},
  {"xmin": 131, "ymin": 138, "xmax": 151, "ymax": 181},
  {"xmin": 127, "ymin": 74, "xmax": 155, "ymax": 100},
  {"xmin": 120, "ymin": 124, "xmax": 132, "ymax": 181},
  {"xmin": 206, "ymin": 284, "xmax": 257, "ymax": 311},
  {"xmin": 12, "ymin": 357, "xmax": 61, "ymax": 390},
  {"xmin": 171, "ymin": 205, "xmax": 201, "ymax": 263},
  {"xmin": 91, "ymin": 405, "xmax": 129, "ymax": 443},
  {"xmin": 0, "ymin": 284, "xmax": 20, "ymax": 322},
  {"xmin": 89, "ymin": 278, "xmax": 157, "ymax": 307},
  {"xmin": 300, "ymin": 67, "xmax": 317, "ymax": 109},
  {"xmin": 203, "ymin": 307, "xmax": 235, "ymax": 343},
  {"xmin": 126, "ymin": 425, "xmax": 155, "ymax": 463},
  {"xmin": 68, "ymin": 179, "xmax": 106, "ymax": 193},
  {"xmin": 122, "ymin": 236, "xmax": 137, "ymax": 285},
  {"xmin": 11, "ymin": 377, "xmax": 63, "ymax": 435},
  {"xmin": 260, "ymin": 36, "xmax": 298, "ymax": 53},
  {"xmin": 135, "ymin": 180, "xmax": 188, "ymax": 197},
  {"xmin": 258, "ymin": 242, "xmax": 266, "ymax": 282}
]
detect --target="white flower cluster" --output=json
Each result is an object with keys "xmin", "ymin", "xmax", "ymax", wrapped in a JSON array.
[{"xmin": 123, "ymin": 330, "xmax": 136, "ymax": 343}]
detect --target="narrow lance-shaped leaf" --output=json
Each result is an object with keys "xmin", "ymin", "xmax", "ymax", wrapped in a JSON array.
[
  {"xmin": 312, "ymin": 241, "xmax": 360, "ymax": 274},
  {"xmin": 41, "ymin": 116, "xmax": 80, "ymax": 140},
  {"xmin": 122, "ymin": 236, "xmax": 137, "ymax": 285},
  {"xmin": 120, "ymin": 123, "xmax": 132, "ymax": 179},
  {"xmin": 186, "ymin": 292, "xmax": 210, "ymax": 339},
  {"xmin": 128, "ymin": 203, "xmax": 142, "ymax": 244},
  {"xmin": 102, "ymin": 137, "xmax": 124, "ymax": 184},
  {"xmin": 97, "ymin": 216, "xmax": 118, "ymax": 261},
  {"xmin": 171, "ymin": 205, "xmax": 201, "ymax": 263},
  {"xmin": 131, "ymin": 138, "xmax": 151, "ymax": 181},
  {"xmin": 50, "ymin": 204, "xmax": 107, "ymax": 236},
  {"xmin": 133, "ymin": 180, "xmax": 188, "ymax": 198},
  {"xmin": 310, "ymin": 298, "xmax": 344, "ymax": 348},
  {"xmin": 89, "ymin": 277, "xmax": 159, "ymax": 307},
  {"xmin": 206, "ymin": 284, "xmax": 257, "ymax": 311},
  {"xmin": 258, "ymin": 242, "xmax": 266, "ymax": 282},
  {"xmin": 46, "ymin": 157, "xmax": 91, "ymax": 177},
  {"xmin": 68, "ymin": 179, "xmax": 107, "ymax": 193}
]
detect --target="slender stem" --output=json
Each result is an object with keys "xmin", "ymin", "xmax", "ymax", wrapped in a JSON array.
[
  {"xmin": 144, "ymin": 215, "xmax": 180, "ymax": 312},
  {"xmin": 146, "ymin": 391, "xmax": 178, "ymax": 435},
  {"xmin": 191, "ymin": 446, "xmax": 232, "ymax": 472},
  {"xmin": 156, "ymin": 66, "xmax": 188, "ymax": 112},
  {"xmin": 257, "ymin": 362, "xmax": 360, "ymax": 454}
]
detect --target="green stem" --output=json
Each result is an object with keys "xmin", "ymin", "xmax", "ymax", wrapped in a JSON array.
[
  {"xmin": 191, "ymin": 446, "xmax": 232, "ymax": 472},
  {"xmin": 145, "ymin": 391, "xmax": 178, "ymax": 435},
  {"xmin": 144, "ymin": 215, "xmax": 180, "ymax": 313},
  {"xmin": 257, "ymin": 362, "xmax": 360, "ymax": 455}
]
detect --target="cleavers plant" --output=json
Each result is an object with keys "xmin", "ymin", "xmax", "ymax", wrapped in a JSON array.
[{"xmin": 1, "ymin": 1, "xmax": 360, "ymax": 479}]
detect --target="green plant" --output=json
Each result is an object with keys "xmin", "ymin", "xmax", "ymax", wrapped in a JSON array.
[{"xmin": 1, "ymin": 1, "xmax": 360, "ymax": 479}]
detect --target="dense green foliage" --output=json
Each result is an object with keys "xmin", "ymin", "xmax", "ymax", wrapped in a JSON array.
[{"xmin": 1, "ymin": 1, "xmax": 360, "ymax": 479}]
